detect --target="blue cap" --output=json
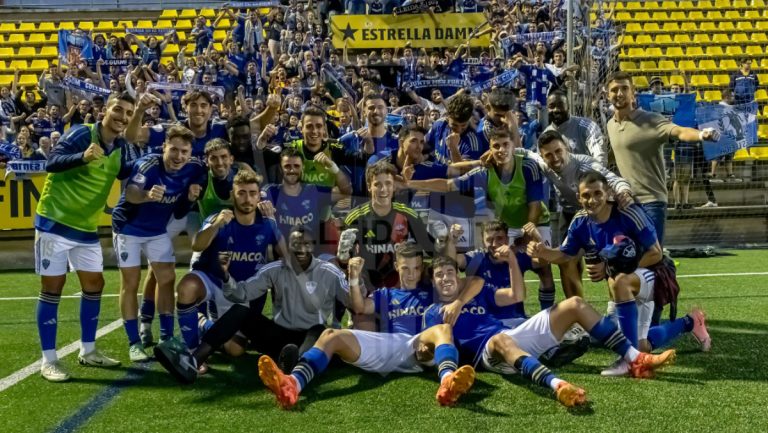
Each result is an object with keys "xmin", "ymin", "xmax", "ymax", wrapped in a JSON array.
[{"xmin": 599, "ymin": 235, "xmax": 639, "ymax": 276}]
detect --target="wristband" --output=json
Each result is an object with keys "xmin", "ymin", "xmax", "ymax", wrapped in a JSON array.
[
  {"xmin": 698, "ymin": 130, "xmax": 706, "ymax": 142},
  {"xmin": 349, "ymin": 278, "xmax": 360, "ymax": 286}
]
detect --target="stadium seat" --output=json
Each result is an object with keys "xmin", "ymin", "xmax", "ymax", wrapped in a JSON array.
[
  {"xmin": 0, "ymin": 47, "xmax": 12, "ymax": 58},
  {"xmin": 176, "ymin": 20, "xmax": 193, "ymax": 31},
  {"xmin": 634, "ymin": 35, "xmax": 652, "ymax": 45},
  {"xmin": 616, "ymin": 12, "xmax": 633, "ymax": 21},
  {"xmin": 176, "ymin": 32, "xmax": 187, "ymax": 43},
  {"xmin": 46, "ymin": 33, "xmax": 59, "ymax": 44},
  {"xmin": 17, "ymin": 46, "xmax": 35, "ymax": 58},
  {"xmin": 218, "ymin": 18, "xmax": 232, "ymax": 29},
  {"xmin": 687, "ymin": 10, "xmax": 705, "ymax": 21},
  {"xmin": 658, "ymin": 60, "xmax": 676, "ymax": 71},
  {"xmin": 673, "ymin": 34, "xmax": 692, "ymax": 44},
  {"xmin": 713, "ymin": 0, "xmax": 730, "ymax": 7},
  {"xmin": 626, "ymin": 23, "xmax": 643, "ymax": 33},
  {"xmin": 0, "ymin": 23, "xmax": 15, "ymax": 33},
  {"xmin": 78, "ymin": 21, "xmax": 94, "ymax": 31},
  {"xmin": 633, "ymin": 75, "xmax": 649, "ymax": 88},
  {"xmin": 761, "ymin": 59, "xmax": 768, "ymax": 69},
  {"xmin": 711, "ymin": 74, "xmax": 730, "ymax": 86},
  {"xmin": 731, "ymin": 0, "xmax": 748, "ymax": 7},
  {"xmin": 690, "ymin": 75, "xmax": 710, "ymax": 87},
  {"xmin": 669, "ymin": 11, "xmax": 687, "ymax": 21},
  {"xmin": 703, "ymin": 90, "xmax": 722, "ymax": 101},
  {"xmin": 736, "ymin": 22, "xmax": 754, "ymax": 32},
  {"xmin": 651, "ymin": 12, "xmax": 668, "ymax": 21},
  {"xmin": 10, "ymin": 60, "xmax": 29, "ymax": 70},
  {"xmin": 0, "ymin": 74, "xmax": 13, "ymax": 86},
  {"xmin": 698, "ymin": 59, "xmax": 717, "ymax": 70},
  {"xmin": 179, "ymin": 9, "xmax": 197, "ymax": 19},
  {"xmin": 17, "ymin": 22, "xmax": 36, "ymax": 33},
  {"xmin": 213, "ymin": 30, "xmax": 227, "ymax": 41},
  {"xmin": 680, "ymin": 22, "xmax": 697, "ymax": 31},
  {"xmin": 620, "ymin": 61, "xmax": 638, "ymax": 71},
  {"xmin": 731, "ymin": 33, "xmax": 749, "ymax": 43},
  {"xmin": 678, "ymin": 60, "xmax": 696, "ymax": 71},
  {"xmin": 655, "ymin": 34, "xmax": 673, "ymax": 44},
  {"xmin": 685, "ymin": 46, "xmax": 705, "ymax": 57},
  {"xmin": 705, "ymin": 46, "xmax": 724, "ymax": 56},
  {"xmin": 759, "ymin": 125, "xmax": 768, "ymax": 140},
  {"xmin": 30, "ymin": 59, "xmax": 49, "ymax": 71},
  {"xmin": 719, "ymin": 22, "xmax": 735, "ymax": 31},
  {"xmin": 724, "ymin": 11, "xmax": 742, "ymax": 20},
  {"xmin": 38, "ymin": 22, "xmax": 56, "ymax": 33},
  {"xmin": 136, "ymin": 20, "xmax": 154, "ymax": 29},
  {"xmin": 640, "ymin": 61, "xmax": 658, "ymax": 72},
  {"xmin": 666, "ymin": 46, "xmax": 684, "ymax": 57},
  {"xmin": 6, "ymin": 34, "xmax": 25, "ymax": 46},
  {"xmin": 744, "ymin": 11, "xmax": 761, "ymax": 19},
  {"xmin": 698, "ymin": 22, "xmax": 717, "ymax": 32},
  {"xmin": 27, "ymin": 34, "xmax": 45, "ymax": 45},
  {"xmin": 634, "ymin": 12, "xmax": 651, "ymax": 21},
  {"xmin": 756, "ymin": 21, "xmax": 768, "ymax": 31},
  {"xmin": 752, "ymin": 33, "xmax": 768, "ymax": 43},
  {"xmin": 756, "ymin": 89, "xmax": 768, "ymax": 102},
  {"xmin": 726, "ymin": 46, "xmax": 744, "ymax": 56},
  {"xmin": 711, "ymin": 33, "xmax": 729, "ymax": 43},
  {"xmin": 693, "ymin": 34, "xmax": 712, "ymax": 44},
  {"xmin": 200, "ymin": 8, "xmax": 216, "ymax": 18},
  {"xmin": 626, "ymin": 48, "xmax": 645, "ymax": 58},
  {"xmin": 160, "ymin": 10, "xmax": 178, "ymax": 19},
  {"xmin": 661, "ymin": 22, "xmax": 678, "ymax": 32},
  {"xmin": 720, "ymin": 59, "xmax": 738, "ymax": 69},
  {"xmin": 706, "ymin": 11, "xmax": 723, "ymax": 20},
  {"xmin": 40, "ymin": 46, "xmax": 57, "ymax": 57},
  {"xmin": 622, "ymin": 35, "xmax": 636, "ymax": 45},
  {"xmin": 0, "ymin": 61, "xmax": 7, "ymax": 71},
  {"xmin": 164, "ymin": 44, "xmax": 180, "ymax": 55},
  {"xmin": 645, "ymin": 23, "xmax": 661, "ymax": 32},
  {"xmin": 646, "ymin": 47, "xmax": 663, "ymax": 57},
  {"xmin": 116, "ymin": 20, "xmax": 133, "ymax": 29},
  {"xmin": 156, "ymin": 20, "xmax": 174, "ymax": 29},
  {"xmin": 758, "ymin": 74, "xmax": 768, "ymax": 85},
  {"xmin": 753, "ymin": 0, "xmax": 766, "ymax": 7},
  {"xmin": 18, "ymin": 74, "xmax": 36, "ymax": 87},
  {"xmin": 678, "ymin": 1, "xmax": 695, "ymax": 8},
  {"xmin": 668, "ymin": 75, "xmax": 685, "ymax": 86}
]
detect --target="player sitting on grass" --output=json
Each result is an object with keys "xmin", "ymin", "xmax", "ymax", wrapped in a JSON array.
[
  {"xmin": 526, "ymin": 171, "xmax": 711, "ymax": 376},
  {"xmin": 424, "ymin": 255, "xmax": 677, "ymax": 408},
  {"xmin": 255, "ymin": 243, "xmax": 481, "ymax": 409}
]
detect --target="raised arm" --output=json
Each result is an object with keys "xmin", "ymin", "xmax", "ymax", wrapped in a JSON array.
[
  {"xmin": 347, "ymin": 257, "xmax": 374, "ymax": 315},
  {"xmin": 494, "ymin": 247, "xmax": 527, "ymax": 307}
]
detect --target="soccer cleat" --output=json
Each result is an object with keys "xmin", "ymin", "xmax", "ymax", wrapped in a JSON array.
[
  {"xmin": 436, "ymin": 365, "xmax": 475, "ymax": 406},
  {"xmin": 40, "ymin": 361, "xmax": 71, "ymax": 382},
  {"xmin": 699, "ymin": 201, "xmax": 718, "ymax": 208},
  {"xmin": 689, "ymin": 309, "xmax": 712, "ymax": 352},
  {"xmin": 278, "ymin": 344, "xmax": 299, "ymax": 374},
  {"xmin": 153, "ymin": 337, "xmax": 198, "ymax": 384},
  {"xmin": 78, "ymin": 349, "xmax": 121, "ymax": 368},
  {"xmin": 600, "ymin": 358, "xmax": 629, "ymax": 377},
  {"xmin": 258, "ymin": 355, "xmax": 299, "ymax": 409},
  {"xmin": 129, "ymin": 343, "xmax": 151, "ymax": 363},
  {"xmin": 555, "ymin": 382, "xmax": 587, "ymax": 407},
  {"xmin": 541, "ymin": 336, "xmax": 591, "ymax": 368},
  {"xmin": 140, "ymin": 328, "xmax": 154, "ymax": 347},
  {"xmin": 629, "ymin": 349, "xmax": 676, "ymax": 379}
]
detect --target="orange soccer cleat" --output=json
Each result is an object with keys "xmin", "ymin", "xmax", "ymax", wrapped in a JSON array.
[
  {"xmin": 258, "ymin": 355, "xmax": 299, "ymax": 409},
  {"xmin": 436, "ymin": 365, "xmax": 475, "ymax": 406}
]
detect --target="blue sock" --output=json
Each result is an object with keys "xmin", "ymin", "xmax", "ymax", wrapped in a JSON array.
[
  {"xmin": 588, "ymin": 316, "xmax": 632, "ymax": 357},
  {"xmin": 177, "ymin": 302, "xmax": 200, "ymax": 351},
  {"xmin": 648, "ymin": 315, "xmax": 694, "ymax": 350},
  {"xmin": 514, "ymin": 355, "xmax": 558, "ymax": 390},
  {"xmin": 198, "ymin": 315, "xmax": 214, "ymax": 335},
  {"xmin": 291, "ymin": 347, "xmax": 330, "ymax": 392},
  {"xmin": 615, "ymin": 300, "xmax": 639, "ymax": 348},
  {"xmin": 434, "ymin": 344, "xmax": 459, "ymax": 381},
  {"xmin": 538, "ymin": 286, "xmax": 556, "ymax": 310},
  {"xmin": 159, "ymin": 314, "xmax": 174, "ymax": 341},
  {"xmin": 37, "ymin": 292, "xmax": 61, "ymax": 354},
  {"xmin": 139, "ymin": 298, "xmax": 155, "ymax": 324},
  {"xmin": 124, "ymin": 319, "xmax": 141, "ymax": 346},
  {"xmin": 80, "ymin": 291, "xmax": 101, "ymax": 345}
]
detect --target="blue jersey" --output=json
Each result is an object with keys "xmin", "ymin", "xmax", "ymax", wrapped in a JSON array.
[
  {"xmin": 426, "ymin": 119, "xmax": 484, "ymax": 166},
  {"xmin": 191, "ymin": 213, "xmax": 280, "ymax": 287},
  {"xmin": 424, "ymin": 286, "xmax": 507, "ymax": 366},
  {"xmin": 340, "ymin": 129, "xmax": 399, "ymax": 199},
  {"xmin": 146, "ymin": 120, "xmax": 229, "ymax": 157},
  {"xmin": 464, "ymin": 249, "xmax": 532, "ymax": 320},
  {"xmin": 374, "ymin": 285, "xmax": 434, "ymax": 335},
  {"xmin": 112, "ymin": 154, "xmax": 207, "ymax": 236},
  {"xmin": 518, "ymin": 65, "xmax": 558, "ymax": 106},
  {"xmin": 561, "ymin": 204, "xmax": 658, "ymax": 257},
  {"xmin": 368, "ymin": 150, "xmax": 447, "ymax": 210},
  {"xmin": 263, "ymin": 183, "xmax": 333, "ymax": 240}
]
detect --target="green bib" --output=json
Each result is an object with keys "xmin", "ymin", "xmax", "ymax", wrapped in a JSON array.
[
  {"xmin": 290, "ymin": 140, "xmax": 336, "ymax": 188},
  {"xmin": 487, "ymin": 154, "xmax": 549, "ymax": 228},
  {"xmin": 36, "ymin": 124, "xmax": 122, "ymax": 233},
  {"xmin": 198, "ymin": 170, "xmax": 233, "ymax": 223}
]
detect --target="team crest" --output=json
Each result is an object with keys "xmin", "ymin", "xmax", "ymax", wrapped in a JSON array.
[
  {"xmin": 391, "ymin": 298, "xmax": 400, "ymax": 305},
  {"xmin": 256, "ymin": 235, "xmax": 265, "ymax": 243},
  {"xmin": 42, "ymin": 259, "xmax": 50, "ymax": 270},
  {"xmin": 305, "ymin": 281, "xmax": 318, "ymax": 295},
  {"xmin": 120, "ymin": 251, "xmax": 129, "ymax": 262},
  {"xmin": 302, "ymin": 199, "xmax": 311, "ymax": 210},
  {"xmin": 622, "ymin": 244, "xmax": 636, "ymax": 258}
]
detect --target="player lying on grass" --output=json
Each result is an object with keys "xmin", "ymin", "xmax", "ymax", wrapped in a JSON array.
[
  {"xmin": 256, "ymin": 242, "xmax": 482, "ymax": 409},
  {"xmin": 424, "ymin": 255, "xmax": 677, "ymax": 408},
  {"xmin": 526, "ymin": 171, "xmax": 711, "ymax": 376}
]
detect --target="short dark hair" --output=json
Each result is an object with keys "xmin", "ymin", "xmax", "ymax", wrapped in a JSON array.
[
  {"xmin": 182, "ymin": 89, "xmax": 214, "ymax": 106},
  {"xmin": 233, "ymin": 169, "xmax": 261, "ymax": 187},
  {"xmin": 228, "ymin": 115, "xmax": 250, "ymax": 131},
  {"xmin": 204, "ymin": 138, "xmax": 231, "ymax": 155},
  {"xmin": 537, "ymin": 130, "xmax": 567, "ymax": 149},
  {"xmin": 489, "ymin": 128, "xmax": 512, "ymax": 143},
  {"xmin": 487, "ymin": 88, "xmax": 515, "ymax": 111},
  {"xmin": 579, "ymin": 170, "xmax": 609, "ymax": 188},
  {"xmin": 431, "ymin": 255, "xmax": 459, "ymax": 273},
  {"xmin": 107, "ymin": 91, "xmax": 136, "ymax": 107},
  {"xmin": 280, "ymin": 146, "xmax": 303, "ymax": 160},
  {"xmin": 166, "ymin": 125, "xmax": 195, "ymax": 145},
  {"xmin": 398, "ymin": 124, "xmax": 427, "ymax": 143},
  {"xmin": 395, "ymin": 241, "xmax": 423, "ymax": 262},
  {"xmin": 606, "ymin": 71, "xmax": 634, "ymax": 86},
  {"xmin": 365, "ymin": 160, "xmax": 397, "ymax": 187},
  {"xmin": 363, "ymin": 92, "xmax": 385, "ymax": 106},
  {"xmin": 289, "ymin": 224, "xmax": 316, "ymax": 241},
  {"xmin": 446, "ymin": 93, "xmax": 474, "ymax": 123},
  {"xmin": 481, "ymin": 220, "xmax": 509, "ymax": 236},
  {"xmin": 302, "ymin": 105, "xmax": 327, "ymax": 121}
]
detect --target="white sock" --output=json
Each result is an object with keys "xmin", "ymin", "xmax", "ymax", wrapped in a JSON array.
[
  {"xmin": 550, "ymin": 378, "xmax": 564, "ymax": 391},
  {"xmin": 80, "ymin": 341, "xmax": 95, "ymax": 356},
  {"xmin": 140, "ymin": 322, "xmax": 151, "ymax": 332},
  {"xmin": 623, "ymin": 347, "xmax": 640, "ymax": 363},
  {"xmin": 42, "ymin": 349, "xmax": 58, "ymax": 364}
]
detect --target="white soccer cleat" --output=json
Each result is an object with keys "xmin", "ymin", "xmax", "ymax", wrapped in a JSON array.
[
  {"xmin": 41, "ymin": 361, "xmax": 71, "ymax": 382},
  {"xmin": 600, "ymin": 358, "xmax": 630, "ymax": 377},
  {"xmin": 78, "ymin": 349, "xmax": 121, "ymax": 368},
  {"xmin": 129, "ymin": 343, "xmax": 151, "ymax": 363}
]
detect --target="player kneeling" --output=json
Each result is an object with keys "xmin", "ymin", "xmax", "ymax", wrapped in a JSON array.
[
  {"xmin": 257, "ymin": 243, "xmax": 478, "ymax": 409},
  {"xmin": 425, "ymin": 256, "xmax": 676, "ymax": 408}
]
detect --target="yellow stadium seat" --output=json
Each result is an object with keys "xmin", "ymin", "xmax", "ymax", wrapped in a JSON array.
[
  {"xmin": 17, "ymin": 46, "xmax": 35, "ymax": 57},
  {"xmin": 58, "ymin": 21, "xmax": 75, "ymax": 30},
  {"xmin": 703, "ymin": 90, "xmax": 722, "ymax": 101},
  {"xmin": 640, "ymin": 61, "xmax": 658, "ymax": 71},
  {"xmin": 17, "ymin": 22, "xmax": 36, "ymax": 32},
  {"xmin": 213, "ymin": 30, "xmax": 227, "ymax": 41},
  {"xmin": 736, "ymin": 22, "xmax": 753, "ymax": 31},
  {"xmin": 78, "ymin": 21, "xmax": 94, "ymax": 31},
  {"xmin": 179, "ymin": 9, "xmax": 197, "ymax": 19},
  {"xmin": 634, "ymin": 34, "xmax": 652, "ymax": 45},
  {"xmin": 698, "ymin": 59, "xmax": 717, "ymax": 69},
  {"xmin": 176, "ymin": 32, "xmax": 187, "ymax": 43},
  {"xmin": 726, "ymin": 46, "xmax": 744, "ymax": 56},
  {"xmin": 0, "ymin": 75, "xmax": 13, "ymax": 86},
  {"xmin": 666, "ymin": 46, "xmax": 684, "ymax": 56},
  {"xmin": 678, "ymin": 1, "xmax": 695, "ymax": 8},
  {"xmin": 711, "ymin": 33, "xmax": 729, "ymax": 43},
  {"xmin": 746, "ymin": 45, "xmax": 763, "ymax": 56},
  {"xmin": 651, "ymin": 12, "xmax": 668, "ymax": 21},
  {"xmin": 200, "ymin": 8, "xmax": 216, "ymax": 18},
  {"xmin": 0, "ymin": 61, "xmax": 7, "ymax": 71},
  {"xmin": 724, "ymin": 11, "xmax": 742, "ymax": 20},
  {"xmin": 669, "ymin": 75, "xmax": 685, "ymax": 86},
  {"xmin": 160, "ymin": 10, "xmax": 178, "ymax": 19},
  {"xmin": 719, "ymin": 22, "xmax": 735, "ymax": 31},
  {"xmin": 30, "ymin": 59, "xmax": 49, "ymax": 70},
  {"xmin": 212, "ymin": 42, "xmax": 223, "ymax": 51},
  {"xmin": 673, "ymin": 34, "xmax": 692, "ymax": 44},
  {"xmin": 744, "ymin": 11, "xmax": 760, "ymax": 19},
  {"xmin": 646, "ymin": 47, "xmax": 663, "ymax": 57},
  {"xmin": 688, "ymin": 11, "xmax": 705, "ymax": 20},
  {"xmin": 669, "ymin": 12, "xmax": 687, "ymax": 21},
  {"xmin": 690, "ymin": 75, "xmax": 710, "ymax": 87},
  {"xmin": 10, "ymin": 60, "xmax": 29, "ymax": 70},
  {"xmin": 706, "ymin": 11, "xmax": 723, "ymax": 20},
  {"xmin": 662, "ymin": 1, "xmax": 680, "ymax": 10},
  {"xmin": 644, "ymin": 23, "xmax": 661, "ymax": 31},
  {"xmin": 625, "ymin": 23, "xmax": 642, "ymax": 32},
  {"xmin": 755, "ymin": 89, "xmax": 768, "ymax": 102},
  {"xmin": 658, "ymin": 60, "xmax": 676, "ymax": 71},
  {"xmin": 661, "ymin": 22, "xmax": 678, "ymax": 32},
  {"xmin": 156, "ymin": 20, "xmax": 173, "ymax": 29},
  {"xmin": 164, "ymin": 44, "xmax": 179, "ymax": 55},
  {"xmin": 116, "ymin": 20, "xmax": 134, "ymax": 29},
  {"xmin": 759, "ymin": 125, "xmax": 768, "ymax": 140},
  {"xmin": 46, "ymin": 33, "xmax": 59, "ymax": 44},
  {"xmin": 616, "ymin": 12, "xmax": 633, "ymax": 21},
  {"xmin": 218, "ymin": 19, "xmax": 232, "ymax": 29},
  {"xmin": 678, "ymin": 60, "xmax": 697, "ymax": 71},
  {"xmin": 634, "ymin": 12, "xmax": 651, "ymax": 21},
  {"xmin": 720, "ymin": 59, "xmax": 738, "ymax": 69},
  {"xmin": 753, "ymin": 0, "xmax": 766, "ymax": 7},
  {"xmin": 18, "ymin": 74, "xmax": 36, "ymax": 87},
  {"xmin": 698, "ymin": 0, "xmax": 714, "ymax": 7},
  {"xmin": 136, "ymin": 20, "xmax": 154, "ymax": 29},
  {"xmin": 706, "ymin": 46, "xmax": 724, "ymax": 56},
  {"xmin": 655, "ymin": 34, "xmax": 673, "ymax": 44},
  {"xmin": 6, "ymin": 34, "xmax": 25, "ymax": 45},
  {"xmin": 175, "ymin": 20, "xmax": 193, "ymax": 31},
  {"xmin": 620, "ymin": 61, "xmax": 638, "ymax": 71},
  {"xmin": 27, "ymin": 34, "xmax": 45, "ymax": 44},
  {"xmin": 0, "ymin": 23, "xmax": 15, "ymax": 33},
  {"xmin": 693, "ymin": 33, "xmax": 711, "ymax": 44},
  {"xmin": 625, "ymin": 1, "xmax": 642, "ymax": 10},
  {"xmin": 680, "ymin": 22, "xmax": 697, "ymax": 31},
  {"xmin": 699, "ymin": 22, "xmax": 717, "ymax": 32},
  {"xmin": 754, "ymin": 33, "xmax": 768, "ymax": 43},
  {"xmin": 626, "ymin": 48, "xmax": 645, "ymax": 58},
  {"xmin": 732, "ymin": 0, "xmax": 748, "ymax": 7},
  {"xmin": 38, "ymin": 22, "xmax": 56, "ymax": 32},
  {"xmin": 685, "ymin": 46, "xmax": 705, "ymax": 57},
  {"xmin": 633, "ymin": 75, "xmax": 649, "ymax": 88},
  {"xmin": 711, "ymin": 74, "xmax": 730, "ymax": 86},
  {"xmin": 756, "ymin": 21, "xmax": 768, "ymax": 31},
  {"xmin": 40, "ymin": 46, "xmax": 57, "ymax": 57},
  {"xmin": 622, "ymin": 35, "xmax": 636, "ymax": 45},
  {"xmin": 95, "ymin": 21, "xmax": 115, "ymax": 31}
]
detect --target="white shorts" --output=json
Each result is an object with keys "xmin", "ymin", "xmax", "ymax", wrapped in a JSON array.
[
  {"xmin": 634, "ymin": 268, "xmax": 655, "ymax": 340},
  {"xmin": 349, "ymin": 330, "xmax": 423, "ymax": 374},
  {"xmin": 190, "ymin": 270, "xmax": 247, "ymax": 317},
  {"xmin": 112, "ymin": 233, "xmax": 175, "ymax": 268},
  {"xmin": 166, "ymin": 212, "xmax": 202, "ymax": 240},
  {"xmin": 481, "ymin": 308, "xmax": 559, "ymax": 374},
  {"xmin": 34, "ymin": 230, "xmax": 103, "ymax": 276},
  {"xmin": 427, "ymin": 210, "xmax": 475, "ymax": 251},
  {"xmin": 508, "ymin": 226, "xmax": 552, "ymax": 247}
]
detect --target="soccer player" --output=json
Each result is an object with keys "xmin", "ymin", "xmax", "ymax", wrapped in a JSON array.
[
  {"xmin": 154, "ymin": 170, "xmax": 285, "ymax": 375},
  {"xmin": 526, "ymin": 171, "xmax": 711, "ymax": 375},
  {"xmin": 34, "ymin": 92, "xmax": 136, "ymax": 382},
  {"xmin": 476, "ymin": 88, "xmax": 522, "ymax": 153},
  {"xmin": 111, "ymin": 125, "xmax": 206, "ymax": 361},
  {"xmin": 424, "ymin": 256, "xmax": 677, "ymax": 407},
  {"xmin": 255, "ymin": 243, "xmax": 478, "ymax": 409}
]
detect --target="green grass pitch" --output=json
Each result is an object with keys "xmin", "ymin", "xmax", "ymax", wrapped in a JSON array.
[{"xmin": 1, "ymin": 250, "xmax": 767, "ymax": 433}]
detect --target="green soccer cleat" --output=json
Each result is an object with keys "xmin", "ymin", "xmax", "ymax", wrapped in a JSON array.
[
  {"xmin": 129, "ymin": 343, "xmax": 151, "ymax": 363},
  {"xmin": 40, "ymin": 361, "xmax": 71, "ymax": 382},
  {"xmin": 153, "ymin": 337, "xmax": 198, "ymax": 384},
  {"xmin": 78, "ymin": 349, "xmax": 121, "ymax": 368}
]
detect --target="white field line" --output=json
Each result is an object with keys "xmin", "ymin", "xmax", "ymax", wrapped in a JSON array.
[{"xmin": 0, "ymin": 319, "xmax": 123, "ymax": 393}]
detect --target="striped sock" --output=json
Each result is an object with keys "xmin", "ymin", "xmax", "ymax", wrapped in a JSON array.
[
  {"xmin": 37, "ymin": 292, "xmax": 61, "ymax": 363},
  {"xmin": 177, "ymin": 302, "xmax": 200, "ymax": 351},
  {"xmin": 587, "ymin": 316, "xmax": 637, "ymax": 361},
  {"xmin": 434, "ymin": 344, "xmax": 459, "ymax": 381},
  {"xmin": 538, "ymin": 286, "xmax": 556, "ymax": 310},
  {"xmin": 139, "ymin": 299, "xmax": 155, "ymax": 325},
  {"xmin": 514, "ymin": 355, "xmax": 560, "ymax": 390},
  {"xmin": 291, "ymin": 347, "xmax": 329, "ymax": 393}
]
